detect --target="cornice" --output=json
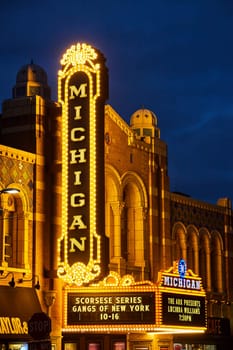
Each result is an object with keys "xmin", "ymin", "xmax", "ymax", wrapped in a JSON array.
[{"xmin": 0, "ymin": 145, "xmax": 35, "ymax": 164}]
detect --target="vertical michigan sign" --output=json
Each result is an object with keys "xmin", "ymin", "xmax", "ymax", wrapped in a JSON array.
[{"xmin": 57, "ymin": 43, "xmax": 109, "ymax": 286}]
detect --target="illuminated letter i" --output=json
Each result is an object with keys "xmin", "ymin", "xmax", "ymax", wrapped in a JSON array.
[
  {"xmin": 74, "ymin": 106, "xmax": 82, "ymax": 120},
  {"xmin": 74, "ymin": 171, "xmax": 82, "ymax": 185}
]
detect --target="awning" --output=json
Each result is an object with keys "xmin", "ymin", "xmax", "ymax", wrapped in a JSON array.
[{"xmin": 0, "ymin": 285, "xmax": 42, "ymax": 339}]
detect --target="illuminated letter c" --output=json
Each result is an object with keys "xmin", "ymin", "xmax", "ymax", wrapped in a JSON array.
[{"xmin": 71, "ymin": 127, "xmax": 85, "ymax": 142}]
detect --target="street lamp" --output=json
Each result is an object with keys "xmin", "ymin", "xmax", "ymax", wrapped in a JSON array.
[{"xmin": 0, "ymin": 188, "xmax": 20, "ymax": 195}]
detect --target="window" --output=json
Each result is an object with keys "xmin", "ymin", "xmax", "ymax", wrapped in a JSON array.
[
  {"xmin": 113, "ymin": 342, "xmax": 125, "ymax": 350},
  {"xmin": 0, "ymin": 193, "xmax": 26, "ymax": 269},
  {"xmin": 88, "ymin": 343, "xmax": 101, "ymax": 350},
  {"xmin": 143, "ymin": 128, "xmax": 152, "ymax": 137}
]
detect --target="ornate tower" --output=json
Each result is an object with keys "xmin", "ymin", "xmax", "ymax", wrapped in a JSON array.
[
  {"xmin": 1, "ymin": 62, "xmax": 55, "ymax": 153},
  {"xmin": 0, "ymin": 61, "xmax": 61, "ymax": 297}
]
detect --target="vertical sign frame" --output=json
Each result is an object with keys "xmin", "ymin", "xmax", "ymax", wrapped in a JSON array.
[{"xmin": 57, "ymin": 43, "xmax": 108, "ymax": 286}]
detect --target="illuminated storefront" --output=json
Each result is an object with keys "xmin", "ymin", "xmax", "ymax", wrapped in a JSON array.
[
  {"xmin": 60, "ymin": 261, "xmax": 206, "ymax": 349},
  {"xmin": 0, "ymin": 286, "xmax": 42, "ymax": 350}
]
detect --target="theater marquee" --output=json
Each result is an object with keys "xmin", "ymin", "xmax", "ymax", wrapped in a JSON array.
[
  {"xmin": 62, "ymin": 264, "xmax": 206, "ymax": 334},
  {"xmin": 63, "ymin": 274, "xmax": 157, "ymax": 333},
  {"xmin": 57, "ymin": 43, "xmax": 109, "ymax": 286},
  {"xmin": 67, "ymin": 290, "xmax": 155, "ymax": 326},
  {"xmin": 157, "ymin": 259, "xmax": 207, "ymax": 331}
]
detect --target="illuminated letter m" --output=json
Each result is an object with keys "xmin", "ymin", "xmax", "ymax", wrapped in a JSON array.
[{"xmin": 69, "ymin": 83, "xmax": 87, "ymax": 100}]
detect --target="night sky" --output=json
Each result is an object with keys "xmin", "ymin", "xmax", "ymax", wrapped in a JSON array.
[{"xmin": 1, "ymin": 0, "xmax": 233, "ymax": 204}]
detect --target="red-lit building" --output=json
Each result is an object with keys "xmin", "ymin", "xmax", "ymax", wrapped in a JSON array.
[{"xmin": 0, "ymin": 43, "xmax": 232, "ymax": 350}]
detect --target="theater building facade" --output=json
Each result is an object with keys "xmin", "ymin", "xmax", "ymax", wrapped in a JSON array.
[{"xmin": 0, "ymin": 42, "xmax": 232, "ymax": 350}]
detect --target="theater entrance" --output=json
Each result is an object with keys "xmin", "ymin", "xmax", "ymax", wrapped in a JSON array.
[{"xmin": 62, "ymin": 334, "xmax": 126, "ymax": 350}]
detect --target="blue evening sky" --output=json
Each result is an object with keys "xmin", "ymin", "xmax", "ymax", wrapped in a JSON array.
[{"xmin": 1, "ymin": 0, "xmax": 233, "ymax": 204}]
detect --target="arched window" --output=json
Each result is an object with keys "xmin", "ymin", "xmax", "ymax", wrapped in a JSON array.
[
  {"xmin": 105, "ymin": 167, "xmax": 147, "ymax": 279},
  {"xmin": 121, "ymin": 173, "xmax": 147, "ymax": 279},
  {"xmin": 211, "ymin": 232, "xmax": 223, "ymax": 293},
  {"xmin": 105, "ymin": 166, "xmax": 122, "ymax": 264},
  {"xmin": 199, "ymin": 229, "xmax": 211, "ymax": 291},
  {"xmin": 172, "ymin": 222, "xmax": 187, "ymax": 261},
  {"xmin": 186, "ymin": 226, "xmax": 199, "ymax": 274},
  {"xmin": 122, "ymin": 182, "xmax": 140, "ymax": 265},
  {"xmin": 0, "ymin": 190, "xmax": 28, "ymax": 269}
]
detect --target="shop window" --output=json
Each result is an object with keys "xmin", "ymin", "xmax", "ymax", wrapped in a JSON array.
[
  {"xmin": 88, "ymin": 343, "xmax": 101, "ymax": 350},
  {"xmin": 64, "ymin": 344, "xmax": 77, "ymax": 350},
  {"xmin": 132, "ymin": 345, "xmax": 151, "ymax": 350},
  {"xmin": 8, "ymin": 344, "xmax": 28, "ymax": 350},
  {"xmin": 113, "ymin": 342, "xmax": 125, "ymax": 350},
  {"xmin": 173, "ymin": 344, "xmax": 184, "ymax": 350}
]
